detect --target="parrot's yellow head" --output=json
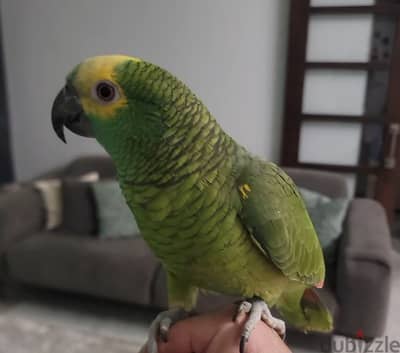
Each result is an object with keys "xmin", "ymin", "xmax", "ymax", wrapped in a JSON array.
[
  {"xmin": 51, "ymin": 53, "xmax": 218, "ymax": 186},
  {"xmin": 51, "ymin": 54, "xmax": 195, "ymax": 159},
  {"xmin": 70, "ymin": 55, "xmax": 139, "ymax": 120},
  {"xmin": 52, "ymin": 55, "xmax": 138, "ymax": 143}
]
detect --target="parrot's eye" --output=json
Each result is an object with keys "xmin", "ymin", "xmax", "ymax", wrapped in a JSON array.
[{"xmin": 93, "ymin": 81, "xmax": 120, "ymax": 103}]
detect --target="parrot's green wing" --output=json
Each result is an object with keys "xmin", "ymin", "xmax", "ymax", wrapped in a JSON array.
[{"xmin": 237, "ymin": 160, "xmax": 325, "ymax": 287}]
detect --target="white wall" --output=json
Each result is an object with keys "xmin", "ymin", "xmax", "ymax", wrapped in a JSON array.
[{"xmin": 1, "ymin": 0, "xmax": 289, "ymax": 180}]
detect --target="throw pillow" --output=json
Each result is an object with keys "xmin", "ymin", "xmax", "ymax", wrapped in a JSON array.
[
  {"xmin": 91, "ymin": 180, "xmax": 140, "ymax": 238},
  {"xmin": 33, "ymin": 179, "xmax": 62, "ymax": 230},
  {"xmin": 299, "ymin": 187, "xmax": 350, "ymax": 264},
  {"xmin": 35, "ymin": 172, "xmax": 99, "ymax": 231},
  {"xmin": 62, "ymin": 181, "xmax": 97, "ymax": 235}
]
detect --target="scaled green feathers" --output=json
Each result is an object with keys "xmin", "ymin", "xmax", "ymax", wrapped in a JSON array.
[{"xmin": 64, "ymin": 55, "xmax": 333, "ymax": 332}]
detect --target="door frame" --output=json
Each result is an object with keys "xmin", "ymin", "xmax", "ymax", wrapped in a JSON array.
[{"xmin": 280, "ymin": 0, "xmax": 400, "ymax": 222}]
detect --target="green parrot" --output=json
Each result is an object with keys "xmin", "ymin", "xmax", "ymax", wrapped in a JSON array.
[{"xmin": 51, "ymin": 55, "xmax": 333, "ymax": 353}]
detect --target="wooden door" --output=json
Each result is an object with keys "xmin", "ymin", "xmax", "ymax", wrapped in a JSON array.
[{"xmin": 281, "ymin": 0, "xmax": 400, "ymax": 223}]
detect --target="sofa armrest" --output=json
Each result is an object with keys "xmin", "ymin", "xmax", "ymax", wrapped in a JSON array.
[
  {"xmin": 336, "ymin": 198, "xmax": 392, "ymax": 339},
  {"xmin": 0, "ymin": 187, "xmax": 44, "ymax": 252}
]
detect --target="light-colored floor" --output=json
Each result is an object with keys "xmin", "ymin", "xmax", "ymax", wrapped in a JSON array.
[
  {"xmin": 0, "ymin": 249, "xmax": 399, "ymax": 353},
  {"xmin": 0, "ymin": 290, "xmax": 155, "ymax": 352}
]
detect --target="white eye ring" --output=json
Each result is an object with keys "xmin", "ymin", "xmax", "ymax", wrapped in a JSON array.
[{"xmin": 92, "ymin": 80, "xmax": 120, "ymax": 103}]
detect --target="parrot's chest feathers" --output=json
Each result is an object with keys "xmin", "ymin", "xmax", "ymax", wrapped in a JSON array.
[
  {"xmin": 125, "ymin": 178, "xmax": 285, "ymax": 297},
  {"xmin": 123, "ymin": 169, "xmax": 243, "ymax": 270},
  {"xmin": 120, "ymin": 155, "xmax": 288, "ymax": 298}
]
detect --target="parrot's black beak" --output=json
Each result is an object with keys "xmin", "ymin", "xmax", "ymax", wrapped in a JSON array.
[{"xmin": 51, "ymin": 84, "xmax": 94, "ymax": 143}]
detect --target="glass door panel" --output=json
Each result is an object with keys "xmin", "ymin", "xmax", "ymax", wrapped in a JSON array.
[
  {"xmin": 302, "ymin": 69, "xmax": 368, "ymax": 115},
  {"xmin": 299, "ymin": 121, "xmax": 362, "ymax": 165},
  {"xmin": 307, "ymin": 14, "xmax": 374, "ymax": 62}
]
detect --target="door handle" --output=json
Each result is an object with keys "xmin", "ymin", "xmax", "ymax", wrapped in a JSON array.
[{"xmin": 384, "ymin": 123, "xmax": 400, "ymax": 169}]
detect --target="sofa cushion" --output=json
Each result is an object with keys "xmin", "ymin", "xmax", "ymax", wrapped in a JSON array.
[
  {"xmin": 0, "ymin": 186, "xmax": 45, "ymax": 250},
  {"xmin": 6, "ymin": 232, "xmax": 159, "ymax": 306},
  {"xmin": 299, "ymin": 187, "xmax": 350, "ymax": 264},
  {"xmin": 33, "ymin": 179, "xmax": 62, "ymax": 230},
  {"xmin": 62, "ymin": 180, "xmax": 97, "ymax": 235},
  {"xmin": 91, "ymin": 180, "xmax": 140, "ymax": 239},
  {"xmin": 33, "ymin": 171, "xmax": 99, "ymax": 234},
  {"xmin": 285, "ymin": 168, "xmax": 349, "ymax": 199}
]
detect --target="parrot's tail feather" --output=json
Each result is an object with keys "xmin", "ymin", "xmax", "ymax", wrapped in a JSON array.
[
  {"xmin": 302, "ymin": 288, "xmax": 321, "ymax": 306},
  {"xmin": 275, "ymin": 285, "xmax": 333, "ymax": 333}
]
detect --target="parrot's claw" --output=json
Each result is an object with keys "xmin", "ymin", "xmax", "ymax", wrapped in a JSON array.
[
  {"xmin": 147, "ymin": 308, "xmax": 189, "ymax": 353},
  {"xmin": 235, "ymin": 298, "xmax": 286, "ymax": 353}
]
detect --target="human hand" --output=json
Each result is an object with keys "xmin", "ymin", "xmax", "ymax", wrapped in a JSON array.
[{"xmin": 138, "ymin": 305, "xmax": 292, "ymax": 353}]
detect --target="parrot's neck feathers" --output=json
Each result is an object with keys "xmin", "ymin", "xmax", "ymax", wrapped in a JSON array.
[
  {"xmin": 105, "ymin": 60, "xmax": 238, "ymax": 188},
  {"xmin": 114, "ymin": 105, "xmax": 234, "ymax": 189}
]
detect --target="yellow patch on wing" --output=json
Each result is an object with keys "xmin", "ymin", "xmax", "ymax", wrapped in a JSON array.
[
  {"xmin": 239, "ymin": 183, "xmax": 251, "ymax": 200},
  {"xmin": 73, "ymin": 55, "xmax": 141, "ymax": 119}
]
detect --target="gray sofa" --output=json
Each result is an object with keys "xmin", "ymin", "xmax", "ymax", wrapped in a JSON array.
[{"xmin": 0, "ymin": 156, "xmax": 393, "ymax": 340}]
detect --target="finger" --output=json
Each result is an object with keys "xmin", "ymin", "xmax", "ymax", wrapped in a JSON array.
[
  {"xmin": 157, "ymin": 319, "xmax": 193, "ymax": 353},
  {"xmin": 158, "ymin": 306, "xmax": 234, "ymax": 353},
  {"xmin": 206, "ymin": 321, "xmax": 241, "ymax": 353},
  {"xmin": 188, "ymin": 306, "xmax": 236, "ymax": 352},
  {"xmin": 207, "ymin": 316, "xmax": 292, "ymax": 353}
]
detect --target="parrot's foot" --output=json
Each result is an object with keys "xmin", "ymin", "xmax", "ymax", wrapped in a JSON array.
[
  {"xmin": 147, "ymin": 308, "xmax": 189, "ymax": 353},
  {"xmin": 235, "ymin": 298, "xmax": 286, "ymax": 353}
]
